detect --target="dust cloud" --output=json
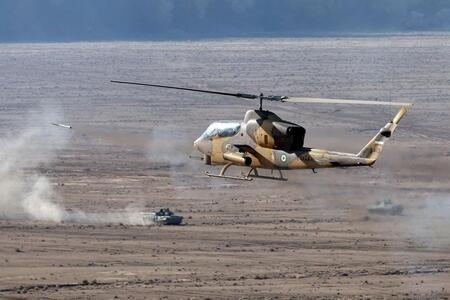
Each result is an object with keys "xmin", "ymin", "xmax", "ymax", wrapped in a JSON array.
[
  {"xmin": 0, "ymin": 110, "xmax": 68, "ymax": 222},
  {"xmin": 145, "ymin": 126, "xmax": 194, "ymax": 165},
  {"xmin": 0, "ymin": 109, "xmax": 154, "ymax": 225},
  {"xmin": 63, "ymin": 208, "xmax": 154, "ymax": 226}
]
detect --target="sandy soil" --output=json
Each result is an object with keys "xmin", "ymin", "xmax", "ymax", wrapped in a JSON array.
[{"xmin": 1, "ymin": 34, "xmax": 450, "ymax": 299}]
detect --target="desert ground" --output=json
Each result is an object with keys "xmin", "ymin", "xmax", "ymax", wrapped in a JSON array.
[{"xmin": 0, "ymin": 34, "xmax": 450, "ymax": 299}]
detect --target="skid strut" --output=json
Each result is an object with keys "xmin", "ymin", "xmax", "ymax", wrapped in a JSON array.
[
  {"xmin": 206, "ymin": 164, "xmax": 288, "ymax": 181},
  {"xmin": 247, "ymin": 167, "xmax": 287, "ymax": 181}
]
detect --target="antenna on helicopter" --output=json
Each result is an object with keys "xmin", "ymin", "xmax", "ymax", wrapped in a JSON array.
[{"xmin": 259, "ymin": 93, "xmax": 264, "ymax": 110}]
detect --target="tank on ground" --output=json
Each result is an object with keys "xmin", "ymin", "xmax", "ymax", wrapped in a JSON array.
[
  {"xmin": 368, "ymin": 199, "xmax": 404, "ymax": 216},
  {"xmin": 153, "ymin": 208, "xmax": 183, "ymax": 225}
]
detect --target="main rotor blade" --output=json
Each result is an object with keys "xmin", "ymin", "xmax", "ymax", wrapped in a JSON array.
[
  {"xmin": 283, "ymin": 97, "xmax": 412, "ymax": 106},
  {"xmin": 111, "ymin": 80, "xmax": 413, "ymax": 107},
  {"xmin": 111, "ymin": 80, "xmax": 259, "ymax": 100}
]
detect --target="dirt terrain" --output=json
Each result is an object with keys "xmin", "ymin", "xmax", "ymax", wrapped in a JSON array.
[{"xmin": 1, "ymin": 34, "xmax": 450, "ymax": 299}]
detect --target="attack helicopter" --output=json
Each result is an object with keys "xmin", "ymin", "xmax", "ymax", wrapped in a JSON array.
[{"xmin": 111, "ymin": 80, "xmax": 412, "ymax": 181}]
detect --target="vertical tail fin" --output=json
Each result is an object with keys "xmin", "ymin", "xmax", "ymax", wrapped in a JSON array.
[{"xmin": 357, "ymin": 106, "xmax": 410, "ymax": 162}]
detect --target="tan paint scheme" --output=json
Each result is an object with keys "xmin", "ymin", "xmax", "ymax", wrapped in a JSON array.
[{"xmin": 211, "ymin": 138, "xmax": 227, "ymax": 164}]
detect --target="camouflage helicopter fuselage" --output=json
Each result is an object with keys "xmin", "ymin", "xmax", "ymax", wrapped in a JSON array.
[
  {"xmin": 194, "ymin": 107, "xmax": 408, "ymax": 180},
  {"xmin": 109, "ymin": 80, "xmax": 410, "ymax": 181}
]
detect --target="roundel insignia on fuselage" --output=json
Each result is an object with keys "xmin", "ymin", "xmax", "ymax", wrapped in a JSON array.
[{"xmin": 275, "ymin": 151, "xmax": 291, "ymax": 168}]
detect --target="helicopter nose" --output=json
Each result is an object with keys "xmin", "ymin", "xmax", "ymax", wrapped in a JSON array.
[{"xmin": 194, "ymin": 137, "xmax": 211, "ymax": 155}]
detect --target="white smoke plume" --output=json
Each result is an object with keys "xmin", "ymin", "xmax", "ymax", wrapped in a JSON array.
[
  {"xmin": 0, "ymin": 111, "xmax": 68, "ymax": 222},
  {"xmin": 0, "ymin": 108, "xmax": 154, "ymax": 225}
]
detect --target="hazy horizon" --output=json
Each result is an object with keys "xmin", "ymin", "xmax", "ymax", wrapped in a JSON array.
[{"xmin": 1, "ymin": 0, "xmax": 450, "ymax": 43}]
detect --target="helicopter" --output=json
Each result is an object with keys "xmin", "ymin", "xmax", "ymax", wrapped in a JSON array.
[{"xmin": 111, "ymin": 80, "xmax": 412, "ymax": 181}]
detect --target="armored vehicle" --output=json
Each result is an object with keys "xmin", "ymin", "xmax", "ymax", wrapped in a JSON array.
[
  {"xmin": 154, "ymin": 208, "xmax": 183, "ymax": 225},
  {"xmin": 368, "ymin": 199, "xmax": 404, "ymax": 216}
]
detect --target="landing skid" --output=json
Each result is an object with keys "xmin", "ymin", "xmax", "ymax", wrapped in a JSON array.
[
  {"xmin": 205, "ymin": 172, "xmax": 253, "ymax": 181},
  {"xmin": 205, "ymin": 164, "xmax": 287, "ymax": 181},
  {"xmin": 205, "ymin": 163, "xmax": 253, "ymax": 181}
]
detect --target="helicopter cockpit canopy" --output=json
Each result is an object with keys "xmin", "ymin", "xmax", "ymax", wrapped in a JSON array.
[{"xmin": 200, "ymin": 122, "xmax": 241, "ymax": 140}]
